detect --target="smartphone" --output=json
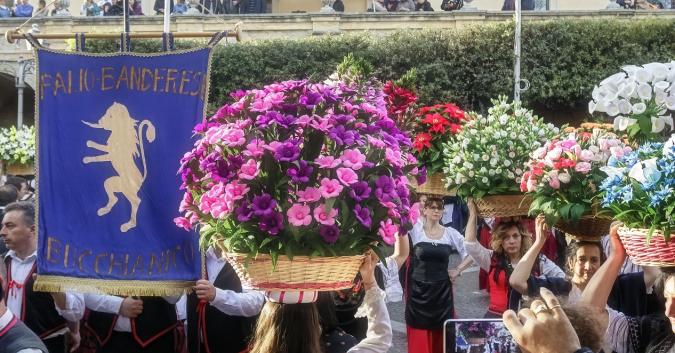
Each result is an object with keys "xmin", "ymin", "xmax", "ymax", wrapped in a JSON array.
[{"xmin": 443, "ymin": 318, "xmax": 521, "ymax": 353}]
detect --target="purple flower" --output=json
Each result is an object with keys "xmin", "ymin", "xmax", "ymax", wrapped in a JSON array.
[
  {"xmin": 235, "ymin": 202, "xmax": 253, "ymax": 222},
  {"xmin": 299, "ymin": 92, "xmax": 324, "ymax": 108},
  {"xmin": 319, "ymin": 225, "xmax": 340, "ymax": 244},
  {"xmin": 349, "ymin": 181, "xmax": 371, "ymax": 202},
  {"xmin": 259, "ymin": 212, "xmax": 283, "ymax": 235},
  {"xmin": 252, "ymin": 193, "xmax": 277, "ymax": 217},
  {"xmin": 333, "ymin": 114, "xmax": 355, "ymax": 125},
  {"xmin": 328, "ymin": 126, "xmax": 357, "ymax": 146},
  {"xmin": 272, "ymin": 140, "xmax": 301, "ymax": 162},
  {"xmin": 416, "ymin": 166, "xmax": 427, "ymax": 185},
  {"xmin": 375, "ymin": 175, "xmax": 396, "ymax": 203},
  {"xmin": 273, "ymin": 113, "xmax": 296, "ymax": 129},
  {"xmin": 354, "ymin": 204, "xmax": 372, "ymax": 228},
  {"xmin": 287, "ymin": 160, "xmax": 314, "ymax": 184}
]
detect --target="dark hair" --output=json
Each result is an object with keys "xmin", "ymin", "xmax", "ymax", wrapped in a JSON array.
[
  {"xmin": 4, "ymin": 201, "xmax": 35, "ymax": 226},
  {"xmin": 423, "ymin": 196, "xmax": 443, "ymax": 209},
  {"xmin": 4, "ymin": 176, "xmax": 26, "ymax": 192},
  {"xmin": 565, "ymin": 241, "xmax": 606, "ymax": 277},
  {"xmin": 0, "ymin": 185, "xmax": 18, "ymax": 207},
  {"xmin": 563, "ymin": 304, "xmax": 604, "ymax": 353},
  {"xmin": 316, "ymin": 292, "xmax": 339, "ymax": 332}
]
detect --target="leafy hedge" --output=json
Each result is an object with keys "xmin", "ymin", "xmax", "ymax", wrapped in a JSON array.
[{"xmin": 86, "ymin": 18, "xmax": 675, "ymax": 121}]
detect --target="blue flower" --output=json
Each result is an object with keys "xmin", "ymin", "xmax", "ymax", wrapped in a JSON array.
[
  {"xmin": 607, "ymin": 155, "xmax": 619, "ymax": 168},
  {"xmin": 600, "ymin": 175, "xmax": 623, "ymax": 192},
  {"xmin": 649, "ymin": 185, "xmax": 672, "ymax": 207},
  {"xmin": 638, "ymin": 142, "xmax": 663, "ymax": 156},
  {"xmin": 620, "ymin": 185, "xmax": 633, "ymax": 203},
  {"xmin": 620, "ymin": 151, "xmax": 639, "ymax": 169}
]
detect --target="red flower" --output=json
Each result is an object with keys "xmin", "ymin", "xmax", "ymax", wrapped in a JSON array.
[
  {"xmin": 443, "ymin": 104, "xmax": 465, "ymax": 120},
  {"xmin": 422, "ymin": 113, "xmax": 450, "ymax": 133},
  {"xmin": 413, "ymin": 133, "xmax": 433, "ymax": 152},
  {"xmin": 384, "ymin": 81, "xmax": 417, "ymax": 116}
]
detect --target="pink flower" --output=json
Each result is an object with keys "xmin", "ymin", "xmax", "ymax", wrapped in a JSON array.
[
  {"xmin": 340, "ymin": 149, "xmax": 366, "ymax": 170},
  {"xmin": 385, "ymin": 148, "xmax": 404, "ymax": 168},
  {"xmin": 313, "ymin": 204, "xmax": 338, "ymax": 225},
  {"xmin": 546, "ymin": 147, "xmax": 562, "ymax": 161},
  {"xmin": 244, "ymin": 139, "xmax": 265, "ymax": 158},
  {"xmin": 579, "ymin": 150, "xmax": 595, "ymax": 162},
  {"xmin": 409, "ymin": 202, "xmax": 421, "ymax": 225},
  {"xmin": 319, "ymin": 178, "xmax": 344, "ymax": 198},
  {"xmin": 179, "ymin": 192, "xmax": 193, "ymax": 212},
  {"xmin": 575, "ymin": 162, "xmax": 592, "ymax": 174},
  {"xmin": 336, "ymin": 168, "xmax": 359, "ymax": 186},
  {"xmin": 287, "ymin": 204, "xmax": 312, "ymax": 227},
  {"xmin": 571, "ymin": 145, "xmax": 583, "ymax": 158},
  {"xmin": 560, "ymin": 139, "xmax": 577, "ymax": 150},
  {"xmin": 610, "ymin": 146, "xmax": 625, "ymax": 159},
  {"xmin": 222, "ymin": 129, "xmax": 246, "ymax": 147},
  {"xmin": 315, "ymin": 156, "xmax": 342, "ymax": 169},
  {"xmin": 295, "ymin": 115, "xmax": 312, "ymax": 126},
  {"xmin": 378, "ymin": 219, "xmax": 398, "ymax": 245},
  {"xmin": 548, "ymin": 176, "xmax": 560, "ymax": 189},
  {"xmin": 526, "ymin": 176, "xmax": 537, "ymax": 192},
  {"xmin": 533, "ymin": 147, "xmax": 547, "ymax": 159},
  {"xmin": 239, "ymin": 159, "xmax": 259, "ymax": 180},
  {"xmin": 368, "ymin": 136, "xmax": 386, "ymax": 148},
  {"xmin": 174, "ymin": 217, "xmax": 192, "ymax": 231},
  {"xmin": 225, "ymin": 181, "xmax": 250, "ymax": 202},
  {"xmin": 297, "ymin": 187, "xmax": 322, "ymax": 202},
  {"xmin": 209, "ymin": 199, "xmax": 231, "ymax": 219}
]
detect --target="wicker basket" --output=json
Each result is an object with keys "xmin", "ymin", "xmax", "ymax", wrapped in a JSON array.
[
  {"xmin": 3, "ymin": 162, "xmax": 34, "ymax": 175},
  {"xmin": 223, "ymin": 252, "xmax": 365, "ymax": 291},
  {"xmin": 618, "ymin": 227, "xmax": 675, "ymax": 267},
  {"xmin": 555, "ymin": 215, "xmax": 613, "ymax": 241},
  {"xmin": 410, "ymin": 172, "xmax": 456, "ymax": 196},
  {"xmin": 474, "ymin": 194, "xmax": 532, "ymax": 218}
]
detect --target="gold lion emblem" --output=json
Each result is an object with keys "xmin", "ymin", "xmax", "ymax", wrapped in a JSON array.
[{"xmin": 82, "ymin": 102, "xmax": 156, "ymax": 232}]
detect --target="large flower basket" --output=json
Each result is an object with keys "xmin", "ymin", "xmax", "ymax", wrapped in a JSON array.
[
  {"xmin": 410, "ymin": 172, "xmax": 455, "ymax": 196},
  {"xmin": 4, "ymin": 162, "xmax": 34, "ymax": 175},
  {"xmin": 618, "ymin": 227, "xmax": 675, "ymax": 267},
  {"xmin": 223, "ymin": 252, "xmax": 365, "ymax": 291},
  {"xmin": 555, "ymin": 215, "xmax": 613, "ymax": 241},
  {"xmin": 474, "ymin": 194, "xmax": 532, "ymax": 218}
]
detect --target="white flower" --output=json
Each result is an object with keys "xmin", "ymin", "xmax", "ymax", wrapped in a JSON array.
[
  {"xmin": 503, "ymin": 160, "xmax": 512, "ymax": 167},
  {"xmin": 651, "ymin": 116, "xmax": 666, "ymax": 133},
  {"xmin": 614, "ymin": 116, "xmax": 638, "ymax": 131},
  {"xmin": 654, "ymin": 80, "xmax": 670, "ymax": 93},
  {"xmin": 507, "ymin": 171, "xmax": 515, "ymax": 179},
  {"xmin": 499, "ymin": 114, "xmax": 509, "ymax": 125},
  {"xmin": 662, "ymin": 115, "xmax": 674, "ymax": 131},
  {"xmin": 655, "ymin": 91, "xmax": 667, "ymax": 105},
  {"xmin": 515, "ymin": 168, "xmax": 523, "ymax": 175},
  {"xmin": 508, "ymin": 151, "xmax": 516, "ymax": 158},
  {"xmin": 644, "ymin": 62, "xmax": 668, "ymax": 81},
  {"xmin": 617, "ymin": 99, "xmax": 632, "ymax": 115},
  {"xmin": 600, "ymin": 72, "xmax": 626, "ymax": 87},
  {"xmin": 482, "ymin": 154, "xmax": 490, "ymax": 161},
  {"xmin": 481, "ymin": 177, "xmax": 489, "ymax": 184},
  {"xmin": 606, "ymin": 102, "xmax": 620, "ymax": 117},
  {"xmin": 488, "ymin": 169, "xmax": 495, "ymax": 176},
  {"xmin": 468, "ymin": 171, "xmax": 475, "ymax": 177},
  {"xmin": 632, "ymin": 102, "xmax": 647, "ymax": 114},
  {"xmin": 636, "ymin": 82, "xmax": 653, "ymax": 100},
  {"xmin": 665, "ymin": 95, "xmax": 675, "ymax": 110},
  {"xmin": 664, "ymin": 134, "xmax": 675, "ymax": 155},
  {"xmin": 618, "ymin": 81, "xmax": 637, "ymax": 98},
  {"xmin": 248, "ymin": 235, "xmax": 255, "ymax": 240},
  {"xmin": 558, "ymin": 172, "xmax": 572, "ymax": 184},
  {"xmin": 635, "ymin": 68, "xmax": 653, "ymax": 83},
  {"xmin": 490, "ymin": 158, "xmax": 498, "ymax": 167}
]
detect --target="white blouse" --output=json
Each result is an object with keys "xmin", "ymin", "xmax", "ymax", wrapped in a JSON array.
[
  {"xmin": 409, "ymin": 221, "xmax": 470, "ymax": 261},
  {"xmin": 349, "ymin": 287, "xmax": 392, "ymax": 353},
  {"xmin": 464, "ymin": 241, "xmax": 566, "ymax": 278}
]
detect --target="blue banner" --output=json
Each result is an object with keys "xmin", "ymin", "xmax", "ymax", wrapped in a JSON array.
[{"xmin": 35, "ymin": 48, "xmax": 209, "ymax": 295}]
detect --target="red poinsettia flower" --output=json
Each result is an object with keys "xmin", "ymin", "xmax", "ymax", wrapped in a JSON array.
[
  {"xmin": 384, "ymin": 81, "xmax": 417, "ymax": 116},
  {"xmin": 413, "ymin": 133, "xmax": 433, "ymax": 152},
  {"xmin": 422, "ymin": 113, "xmax": 450, "ymax": 133},
  {"xmin": 443, "ymin": 103, "xmax": 465, "ymax": 120}
]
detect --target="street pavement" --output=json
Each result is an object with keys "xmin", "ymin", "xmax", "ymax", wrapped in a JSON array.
[{"xmin": 386, "ymin": 254, "xmax": 489, "ymax": 353}]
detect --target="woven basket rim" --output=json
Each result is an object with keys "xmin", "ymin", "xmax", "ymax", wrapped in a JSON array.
[
  {"xmin": 225, "ymin": 252, "xmax": 367, "ymax": 261},
  {"xmin": 617, "ymin": 227, "xmax": 674, "ymax": 236}
]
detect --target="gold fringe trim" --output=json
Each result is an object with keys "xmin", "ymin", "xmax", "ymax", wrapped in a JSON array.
[{"xmin": 34, "ymin": 275, "xmax": 194, "ymax": 296}]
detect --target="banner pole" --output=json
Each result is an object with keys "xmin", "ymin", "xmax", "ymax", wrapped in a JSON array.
[
  {"xmin": 123, "ymin": 0, "xmax": 130, "ymax": 33},
  {"xmin": 163, "ymin": 0, "xmax": 170, "ymax": 33}
]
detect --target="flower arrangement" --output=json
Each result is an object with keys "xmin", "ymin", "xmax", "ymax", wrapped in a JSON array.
[
  {"xmin": 413, "ymin": 102, "xmax": 466, "ymax": 175},
  {"xmin": 442, "ymin": 96, "xmax": 560, "ymax": 199},
  {"xmin": 600, "ymin": 135, "xmax": 675, "ymax": 240},
  {"xmin": 589, "ymin": 62, "xmax": 675, "ymax": 143},
  {"xmin": 0, "ymin": 125, "xmax": 36, "ymax": 166},
  {"xmin": 523, "ymin": 128, "xmax": 630, "ymax": 225},
  {"xmin": 175, "ymin": 78, "xmax": 419, "ymax": 261},
  {"xmin": 383, "ymin": 68, "xmax": 418, "ymax": 134}
]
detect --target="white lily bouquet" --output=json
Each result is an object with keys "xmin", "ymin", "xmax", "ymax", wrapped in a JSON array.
[
  {"xmin": 0, "ymin": 125, "xmax": 36, "ymax": 166},
  {"xmin": 589, "ymin": 62, "xmax": 675, "ymax": 143}
]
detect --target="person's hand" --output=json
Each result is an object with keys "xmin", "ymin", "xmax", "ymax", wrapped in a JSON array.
[
  {"xmin": 608, "ymin": 221, "xmax": 626, "ymax": 259},
  {"xmin": 467, "ymin": 198, "xmax": 478, "ymax": 218},
  {"xmin": 448, "ymin": 269, "xmax": 460, "ymax": 283},
  {"xmin": 119, "ymin": 297, "xmax": 143, "ymax": 318},
  {"xmin": 534, "ymin": 215, "xmax": 548, "ymax": 247},
  {"xmin": 503, "ymin": 288, "xmax": 581, "ymax": 353},
  {"xmin": 359, "ymin": 251, "xmax": 378, "ymax": 290},
  {"xmin": 195, "ymin": 279, "xmax": 217, "ymax": 302},
  {"xmin": 66, "ymin": 327, "xmax": 81, "ymax": 353}
]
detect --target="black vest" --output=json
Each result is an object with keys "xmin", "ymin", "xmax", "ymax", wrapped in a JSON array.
[
  {"xmin": 3, "ymin": 257, "xmax": 67, "ymax": 338},
  {"xmin": 85, "ymin": 297, "xmax": 177, "ymax": 347},
  {"xmin": 186, "ymin": 261, "xmax": 252, "ymax": 353},
  {"xmin": 0, "ymin": 314, "xmax": 49, "ymax": 353}
]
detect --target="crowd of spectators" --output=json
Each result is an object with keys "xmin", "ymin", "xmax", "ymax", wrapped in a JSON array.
[{"xmin": 0, "ymin": 0, "xmax": 671, "ymax": 19}]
